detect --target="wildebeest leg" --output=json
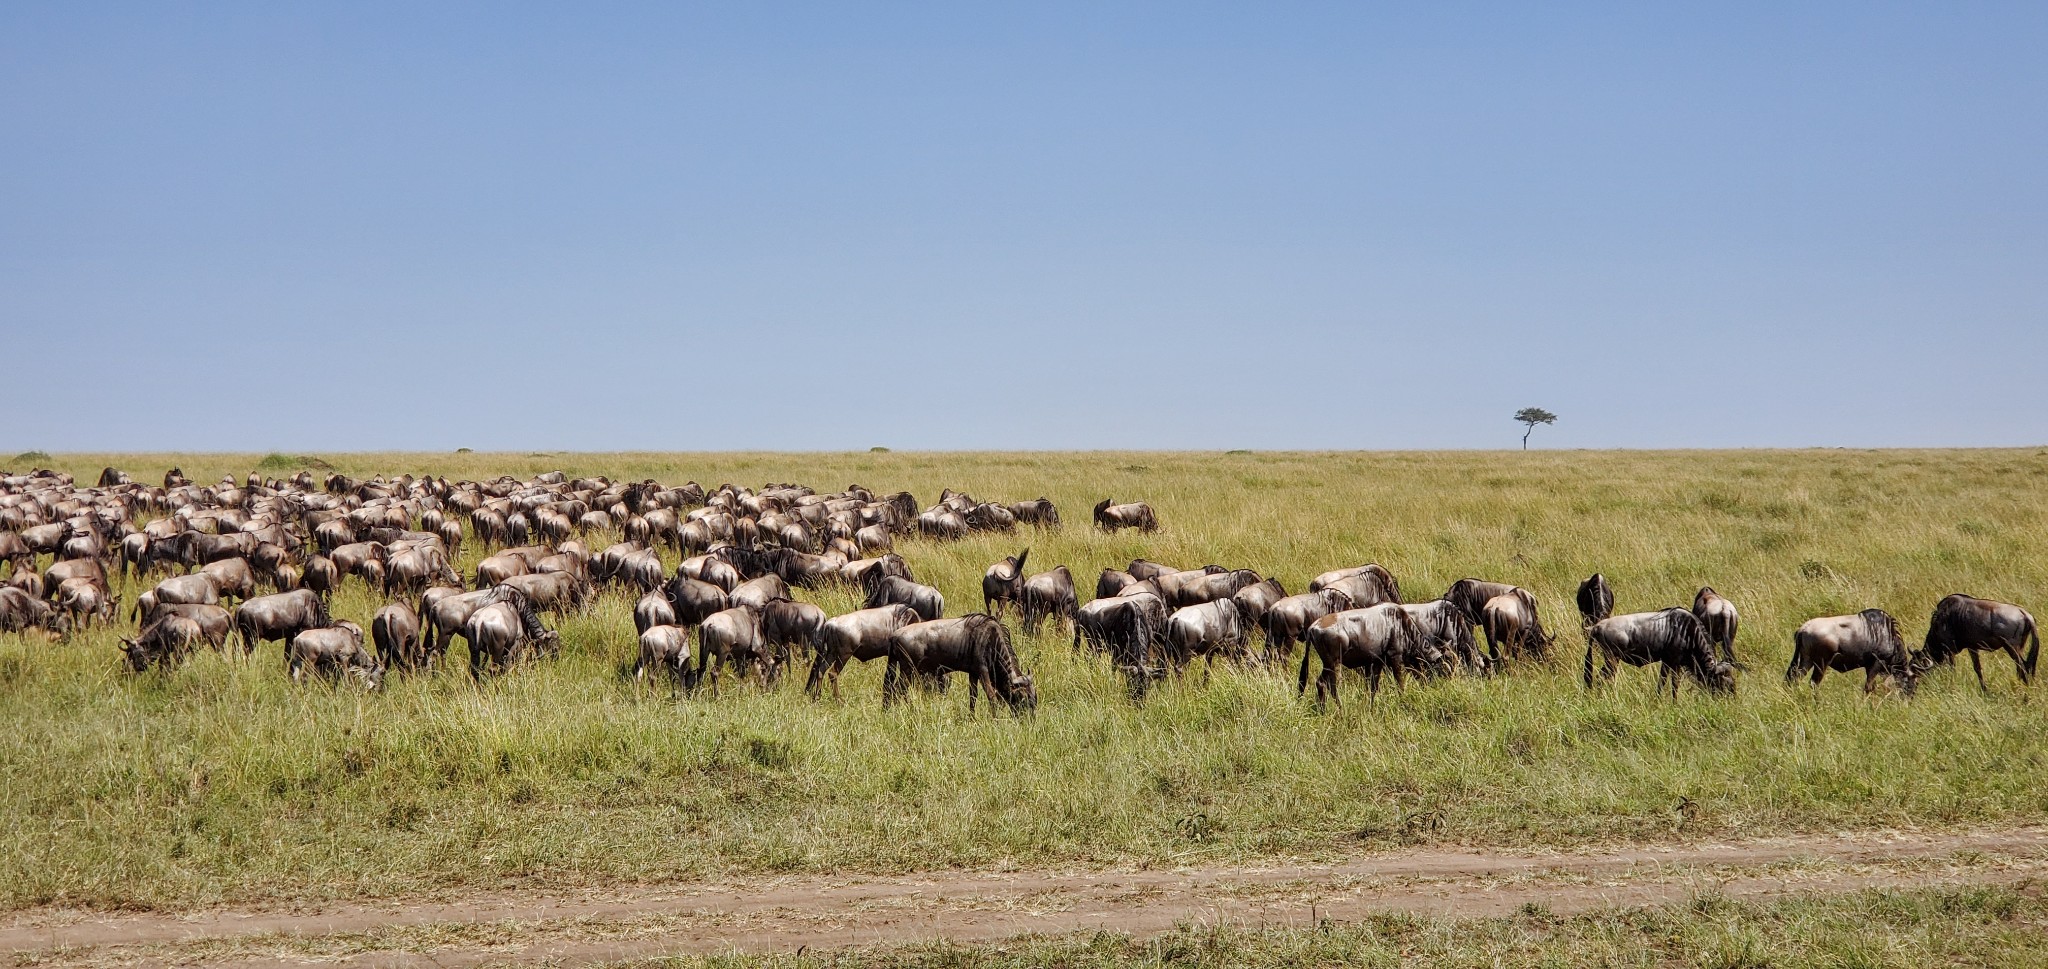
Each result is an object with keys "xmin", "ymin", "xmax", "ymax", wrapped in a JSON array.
[
  {"xmin": 1863, "ymin": 667, "xmax": 1879, "ymax": 693},
  {"xmin": 1971, "ymin": 649, "xmax": 1990, "ymax": 693}
]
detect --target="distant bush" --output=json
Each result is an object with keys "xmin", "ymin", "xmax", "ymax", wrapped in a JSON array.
[
  {"xmin": 455, "ymin": 447, "xmax": 474, "ymax": 454},
  {"xmin": 256, "ymin": 453, "xmax": 334, "ymax": 471},
  {"xmin": 870, "ymin": 446, "xmax": 891, "ymax": 453},
  {"xmin": 11, "ymin": 450, "xmax": 52, "ymax": 464}
]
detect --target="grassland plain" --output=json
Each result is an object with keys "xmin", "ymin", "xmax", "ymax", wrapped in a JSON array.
[{"xmin": 2, "ymin": 449, "xmax": 2047, "ymax": 914}]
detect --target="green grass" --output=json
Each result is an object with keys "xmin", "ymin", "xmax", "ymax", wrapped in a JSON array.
[
  {"xmin": 646, "ymin": 883, "xmax": 2048, "ymax": 968},
  {"xmin": 3, "ymin": 449, "xmax": 2048, "ymax": 911}
]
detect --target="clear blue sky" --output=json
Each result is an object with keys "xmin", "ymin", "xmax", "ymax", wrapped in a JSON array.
[{"xmin": 4, "ymin": 3, "xmax": 2044, "ymax": 451}]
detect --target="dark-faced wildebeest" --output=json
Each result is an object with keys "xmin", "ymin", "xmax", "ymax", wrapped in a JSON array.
[
  {"xmin": 663, "ymin": 573, "xmax": 731, "ymax": 627},
  {"xmin": 1092, "ymin": 499, "xmax": 1157, "ymax": 533},
  {"xmin": 697, "ymin": 604, "xmax": 776, "ymax": 691},
  {"xmin": 1692, "ymin": 586, "xmax": 1739, "ymax": 664},
  {"xmin": 1583, "ymin": 608, "xmax": 1735, "ymax": 696},
  {"xmin": 1922, "ymin": 594, "xmax": 2039, "ymax": 692},
  {"xmin": 728, "ymin": 574, "xmax": 790, "ymax": 611},
  {"xmin": 1299, "ymin": 604, "xmax": 1436, "ymax": 708},
  {"xmin": 1576, "ymin": 573, "xmax": 1614, "ymax": 628},
  {"xmin": 233, "ymin": 589, "xmax": 330, "ymax": 656},
  {"xmin": 981, "ymin": 549, "xmax": 1029, "ymax": 618},
  {"xmin": 120, "ymin": 615, "xmax": 205, "ymax": 672},
  {"xmin": 884, "ymin": 614, "xmax": 1036, "ymax": 715},
  {"xmin": 1787, "ymin": 609, "xmax": 1924, "ymax": 696},
  {"xmin": 289, "ymin": 621, "xmax": 383, "ymax": 688},
  {"xmin": 806, "ymin": 603, "xmax": 922, "ymax": 699},
  {"xmin": 1402, "ymin": 598, "xmax": 1487, "ymax": 673},
  {"xmin": 1019, "ymin": 565, "xmax": 1077, "ymax": 635}
]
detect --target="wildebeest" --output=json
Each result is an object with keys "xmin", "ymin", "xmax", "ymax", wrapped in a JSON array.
[
  {"xmin": 372, "ymin": 601, "xmax": 426, "ymax": 671},
  {"xmin": 1583, "ymin": 608, "xmax": 1735, "ymax": 695},
  {"xmin": 474, "ymin": 551, "xmax": 532, "ymax": 589},
  {"xmin": 0, "ymin": 587, "xmax": 64, "ymax": 634},
  {"xmin": 463, "ymin": 587, "xmax": 560, "ymax": 678},
  {"xmin": 761, "ymin": 597, "xmax": 827, "ymax": 665},
  {"xmin": 1576, "ymin": 573, "xmax": 1614, "ymax": 628},
  {"xmin": 861, "ymin": 576, "xmax": 943, "ymax": 624},
  {"xmin": 1787, "ymin": 609, "xmax": 1923, "ymax": 695},
  {"xmin": 728, "ymin": 574, "xmax": 790, "ymax": 611},
  {"xmin": 1299, "ymin": 603, "xmax": 1433, "ymax": 708},
  {"xmin": 1691, "ymin": 586, "xmax": 1739, "ymax": 664},
  {"xmin": 303, "ymin": 555, "xmax": 340, "ymax": 600},
  {"xmin": 1443, "ymin": 578, "xmax": 1518, "ymax": 626},
  {"xmin": 1163, "ymin": 599, "xmax": 1250, "ymax": 669},
  {"xmin": 1263, "ymin": 589, "xmax": 1353, "ymax": 662},
  {"xmin": 1161, "ymin": 568, "xmax": 1262, "ymax": 609},
  {"xmin": 420, "ymin": 586, "xmax": 494, "ymax": 658},
  {"xmin": 1922, "ymin": 594, "xmax": 2038, "ymax": 692},
  {"xmin": 385, "ymin": 546, "xmax": 460, "ymax": 597},
  {"xmin": 1096, "ymin": 568, "xmax": 1137, "ymax": 599},
  {"xmin": 56, "ymin": 577, "xmax": 116, "ymax": 631},
  {"xmin": 1009, "ymin": 497, "xmax": 1061, "ymax": 527},
  {"xmin": 1126, "ymin": 558, "xmax": 1178, "ymax": 582},
  {"xmin": 498, "ymin": 571, "xmax": 586, "ymax": 614},
  {"xmin": 1228, "ymin": 578, "xmax": 1287, "ymax": 635},
  {"xmin": 198, "ymin": 557, "xmax": 257, "ymax": 601},
  {"xmin": 663, "ymin": 573, "xmax": 731, "ymax": 627},
  {"xmin": 1092, "ymin": 499, "xmax": 1157, "ymax": 533},
  {"xmin": 806, "ymin": 603, "xmax": 922, "ymax": 699},
  {"xmin": 634, "ymin": 590, "xmax": 678, "ymax": 636},
  {"xmin": 234, "ymin": 589, "xmax": 331, "ymax": 656},
  {"xmin": 1480, "ymin": 590, "xmax": 1553, "ymax": 664},
  {"xmin": 1321, "ymin": 571, "xmax": 1398, "ymax": 610},
  {"xmin": 981, "ymin": 549, "xmax": 1029, "ymax": 618},
  {"xmin": 884, "ymin": 614, "xmax": 1036, "ymax": 714},
  {"xmin": 1309, "ymin": 564, "xmax": 1400, "ymax": 604},
  {"xmin": 1019, "ymin": 565, "xmax": 1077, "ymax": 635},
  {"xmin": 635, "ymin": 625, "xmax": 693, "ymax": 686},
  {"xmin": 288, "ymin": 621, "xmax": 383, "ymax": 688},
  {"xmin": 120, "ymin": 615, "xmax": 204, "ymax": 671},
  {"xmin": 1402, "ymin": 598, "xmax": 1486, "ymax": 672},
  {"xmin": 697, "ymin": 604, "xmax": 776, "ymax": 691}
]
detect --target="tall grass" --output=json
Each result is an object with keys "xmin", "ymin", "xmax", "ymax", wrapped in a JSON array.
[{"xmin": 2, "ymin": 449, "xmax": 2046, "ymax": 910}]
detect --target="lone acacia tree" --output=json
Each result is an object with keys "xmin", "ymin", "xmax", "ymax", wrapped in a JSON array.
[{"xmin": 1514, "ymin": 407, "xmax": 1557, "ymax": 450}]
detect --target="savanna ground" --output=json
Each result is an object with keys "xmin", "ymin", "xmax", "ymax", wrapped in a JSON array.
[{"xmin": 3, "ymin": 449, "xmax": 2047, "ymax": 964}]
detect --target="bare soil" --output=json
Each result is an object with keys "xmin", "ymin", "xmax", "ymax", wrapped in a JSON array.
[{"xmin": 7, "ymin": 826, "xmax": 2046, "ymax": 968}]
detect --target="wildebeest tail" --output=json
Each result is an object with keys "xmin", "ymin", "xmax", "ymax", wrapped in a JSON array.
[
  {"xmin": 313, "ymin": 592, "xmax": 331, "ymax": 628},
  {"xmin": 2027, "ymin": 616, "xmax": 2040, "ymax": 679},
  {"xmin": 1582, "ymin": 630, "xmax": 1597, "ymax": 688},
  {"xmin": 1296, "ymin": 629, "xmax": 1315, "ymax": 695}
]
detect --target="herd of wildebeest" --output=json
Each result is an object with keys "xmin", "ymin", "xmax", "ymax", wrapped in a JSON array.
[{"xmin": 0, "ymin": 466, "xmax": 2038, "ymax": 713}]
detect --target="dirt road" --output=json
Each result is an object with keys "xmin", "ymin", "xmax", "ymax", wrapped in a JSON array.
[{"xmin": 6, "ymin": 826, "xmax": 2044, "ymax": 968}]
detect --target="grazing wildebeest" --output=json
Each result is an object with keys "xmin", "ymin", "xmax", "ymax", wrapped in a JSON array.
[
  {"xmin": 1263, "ymin": 588, "xmax": 1353, "ymax": 662},
  {"xmin": 1228, "ymin": 578, "xmax": 1288, "ymax": 636},
  {"xmin": 1583, "ymin": 608, "xmax": 1735, "ymax": 696},
  {"xmin": 44, "ymin": 559, "xmax": 107, "ymax": 598},
  {"xmin": 138, "ymin": 602, "xmax": 233, "ymax": 650},
  {"xmin": 121, "ymin": 615, "xmax": 205, "ymax": 671},
  {"xmin": 862, "ymin": 574, "xmax": 944, "ymax": 621},
  {"xmin": 728, "ymin": 574, "xmax": 790, "ymax": 611},
  {"xmin": 635, "ymin": 625, "xmax": 693, "ymax": 686},
  {"xmin": 1786, "ymin": 609, "xmax": 1924, "ymax": 695},
  {"xmin": 56, "ymin": 577, "xmax": 116, "ymax": 631},
  {"xmin": 1402, "ymin": 599, "xmax": 1487, "ymax": 673},
  {"xmin": 464, "ymin": 587, "xmax": 560, "ymax": 678},
  {"xmin": 1691, "ymin": 586, "xmax": 1739, "ymax": 664},
  {"xmin": 1163, "ymin": 599, "xmax": 1251, "ymax": 669},
  {"xmin": 1299, "ymin": 603, "xmax": 1434, "ymax": 708},
  {"xmin": 806, "ymin": 603, "xmax": 922, "ymax": 699},
  {"xmin": 372, "ymin": 601, "xmax": 425, "ymax": 671},
  {"xmin": 385, "ymin": 546, "xmax": 460, "ymax": 597},
  {"xmin": 133, "ymin": 573, "xmax": 220, "ymax": 621},
  {"xmin": 1126, "ymin": 558, "xmax": 1178, "ymax": 582},
  {"xmin": 697, "ymin": 604, "xmax": 776, "ymax": 691},
  {"xmin": 1443, "ymin": 578, "xmax": 1519, "ymax": 626},
  {"xmin": 234, "ymin": 589, "xmax": 330, "ymax": 656},
  {"xmin": 981, "ymin": 549, "xmax": 1029, "ymax": 618},
  {"xmin": 1322, "ymin": 571, "xmax": 1398, "ymax": 610},
  {"xmin": 1092, "ymin": 499, "xmax": 1157, "ymax": 533},
  {"xmin": 884, "ymin": 614, "xmax": 1036, "ymax": 714},
  {"xmin": 1096, "ymin": 568, "xmax": 1137, "ymax": 600},
  {"xmin": 614, "ymin": 547, "xmax": 667, "ymax": 593},
  {"xmin": 1310, "ymin": 564, "xmax": 1400, "ymax": 603},
  {"xmin": 1161, "ymin": 568, "xmax": 1262, "ymax": 609},
  {"xmin": 1019, "ymin": 565, "xmax": 1077, "ymax": 635},
  {"xmin": 420, "ymin": 586, "xmax": 494, "ymax": 658},
  {"xmin": 1576, "ymin": 573, "xmax": 1614, "ymax": 628},
  {"xmin": 303, "ymin": 555, "xmax": 340, "ymax": 600},
  {"xmin": 474, "ymin": 551, "xmax": 531, "ymax": 589},
  {"xmin": 498, "ymin": 571, "xmax": 586, "ymax": 614},
  {"xmin": 0, "ymin": 587, "xmax": 64, "ymax": 634},
  {"xmin": 289, "ymin": 621, "xmax": 382, "ymax": 688},
  {"xmin": 1009, "ymin": 497, "xmax": 1061, "ymax": 528},
  {"xmin": 1480, "ymin": 590, "xmax": 1553, "ymax": 664},
  {"xmin": 634, "ymin": 590, "xmax": 678, "ymax": 636},
  {"xmin": 761, "ymin": 597, "xmax": 827, "ymax": 665},
  {"xmin": 198, "ymin": 557, "xmax": 257, "ymax": 601},
  {"xmin": 1922, "ymin": 594, "xmax": 2039, "ymax": 692}
]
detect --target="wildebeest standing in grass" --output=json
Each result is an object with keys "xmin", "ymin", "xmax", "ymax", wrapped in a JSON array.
[
  {"xmin": 1263, "ymin": 588, "xmax": 1352, "ymax": 662},
  {"xmin": 1402, "ymin": 599, "xmax": 1487, "ymax": 673},
  {"xmin": 807, "ymin": 603, "xmax": 922, "ymax": 699},
  {"xmin": 872, "ymin": 573, "xmax": 950, "ymax": 618},
  {"xmin": 663, "ymin": 573, "xmax": 730, "ymax": 627},
  {"xmin": 1161, "ymin": 568, "xmax": 1261, "ymax": 609},
  {"xmin": 1092, "ymin": 499, "xmax": 1157, "ymax": 533},
  {"xmin": 1691, "ymin": 586, "xmax": 1739, "ymax": 664},
  {"xmin": 289, "ymin": 621, "xmax": 382, "ymax": 689},
  {"xmin": 1583, "ymin": 608, "xmax": 1734, "ymax": 696},
  {"xmin": 1009, "ymin": 497, "xmax": 1060, "ymax": 528},
  {"xmin": 120, "ymin": 615, "xmax": 204, "ymax": 672},
  {"xmin": 1299, "ymin": 603, "xmax": 1432, "ymax": 708},
  {"xmin": 981, "ymin": 549, "xmax": 1029, "ymax": 618},
  {"xmin": 1228, "ymin": 578, "xmax": 1288, "ymax": 636},
  {"xmin": 761, "ymin": 597, "xmax": 827, "ymax": 667},
  {"xmin": 697, "ymin": 604, "xmax": 777, "ymax": 691},
  {"xmin": 1163, "ymin": 599, "xmax": 1251, "ymax": 670},
  {"xmin": 1019, "ymin": 565, "xmax": 1077, "ymax": 635},
  {"xmin": 1576, "ymin": 574, "xmax": 1613, "ymax": 628},
  {"xmin": 635, "ymin": 625, "xmax": 693, "ymax": 687},
  {"xmin": 1921, "ymin": 594, "xmax": 2039, "ymax": 692},
  {"xmin": 884, "ymin": 614, "xmax": 1036, "ymax": 715},
  {"xmin": 634, "ymin": 590, "xmax": 677, "ymax": 636},
  {"xmin": 132, "ymin": 573, "xmax": 219, "ymax": 622},
  {"xmin": 1480, "ymin": 590, "xmax": 1553, "ymax": 665},
  {"xmin": 234, "ymin": 589, "xmax": 331, "ymax": 657},
  {"xmin": 420, "ymin": 586, "xmax": 494, "ymax": 659},
  {"xmin": 1126, "ymin": 558, "xmax": 1178, "ymax": 582},
  {"xmin": 464, "ymin": 587, "xmax": 560, "ymax": 679},
  {"xmin": 372, "ymin": 601, "xmax": 425, "ymax": 671},
  {"xmin": 0, "ymin": 587, "xmax": 64, "ymax": 635},
  {"xmin": 1096, "ymin": 568, "xmax": 1137, "ymax": 599},
  {"xmin": 1786, "ymin": 609, "xmax": 1924, "ymax": 695},
  {"xmin": 1310, "ymin": 564, "xmax": 1400, "ymax": 604},
  {"xmin": 728, "ymin": 574, "xmax": 790, "ymax": 611},
  {"xmin": 1322, "ymin": 571, "xmax": 1398, "ymax": 610},
  {"xmin": 56, "ymin": 577, "xmax": 115, "ymax": 631}
]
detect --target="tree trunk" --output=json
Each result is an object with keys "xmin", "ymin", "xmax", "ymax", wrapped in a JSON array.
[{"xmin": 1522, "ymin": 425, "xmax": 1532, "ymax": 450}]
